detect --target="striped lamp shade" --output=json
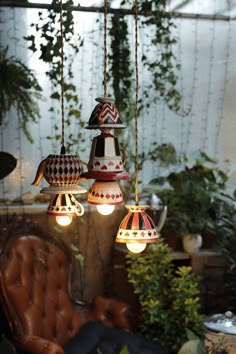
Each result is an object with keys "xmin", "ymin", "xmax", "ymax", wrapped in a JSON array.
[{"xmin": 116, "ymin": 205, "xmax": 160, "ymax": 244}]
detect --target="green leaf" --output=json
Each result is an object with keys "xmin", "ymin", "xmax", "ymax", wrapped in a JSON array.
[
  {"xmin": 119, "ymin": 345, "xmax": 130, "ymax": 354},
  {"xmin": 186, "ymin": 329, "xmax": 199, "ymax": 341},
  {"xmin": 50, "ymin": 92, "xmax": 60, "ymax": 99}
]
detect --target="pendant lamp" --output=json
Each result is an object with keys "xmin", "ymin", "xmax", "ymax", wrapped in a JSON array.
[
  {"xmin": 81, "ymin": 97, "xmax": 130, "ymax": 214},
  {"xmin": 31, "ymin": 0, "xmax": 87, "ymax": 226},
  {"xmin": 115, "ymin": 0, "xmax": 166, "ymax": 253},
  {"xmin": 81, "ymin": 1, "xmax": 130, "ymax": 215}
]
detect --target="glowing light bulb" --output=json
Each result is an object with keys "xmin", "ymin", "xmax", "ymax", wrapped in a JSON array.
[
  {"xmin": 96, "ymin": 204, "xmax": 115, "ymax": 216},
  {"xmin": 56, "ymin": 215, "xmax": 73, "ymax": 226},
  {"xmin": 126, "ymin": 243, "xmax": 147, "ymax": 253}
]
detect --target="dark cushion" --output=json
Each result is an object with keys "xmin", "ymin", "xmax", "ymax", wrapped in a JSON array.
[{"xmin": 64, "ymin": 321, "xmax": 170, "ymax": 354}]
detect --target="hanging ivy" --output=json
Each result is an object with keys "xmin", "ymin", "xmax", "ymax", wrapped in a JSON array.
[
  {"xmin": 108, "ymin": 12, "xmax": 137, "ymax": 200},
  {"xmin": 139, "ymin": 0, "xmax": 183, "ymax": 113},
  {"xmin": 109, "ymin": 12, "xmax": 133, "ymax": 114},
  {"xmin": 108, "ymin": 1, "xmax": 184, "ymax": 198},
  {"xmin": 24, "ymin": 0, "xmax": 85, "ymax": 152},
  {"xmin": 0, "ymin": 46, "xmax": 43, "ymax": 143},
  {"xmin": 110, "ymin": 0, "xmax": 183, "ymax": 115}
]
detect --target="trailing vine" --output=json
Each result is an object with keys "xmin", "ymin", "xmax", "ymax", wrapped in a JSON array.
[
  {"xmin": 110, "ymin": 0, "xmax": 183, "ymax": 115},
  {"xmin": 108, "ymin": 1, "xmax": 184, "ymax": 199},
  {"xmin": 139, "ymin": 0, "xmax": 183, "ymax": 113},
  {"xmin": 0, "ymin": 46, "xmax": 43, "ymax": 143},
  {"xmin": 109, "ymin": 12, "xmax": 133, "ymax": 115},
  {"xmin": 24, "ymin": 0, "xmax": 84, "ymax": 152},
  {"xmin": 108, "ymin": 11, "xmax": 136, "ymax": 200}
]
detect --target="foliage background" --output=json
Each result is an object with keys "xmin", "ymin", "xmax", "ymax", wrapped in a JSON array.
[{"xmin": 0, "ymin": 3, "xmax": 235, "ymax": 203}]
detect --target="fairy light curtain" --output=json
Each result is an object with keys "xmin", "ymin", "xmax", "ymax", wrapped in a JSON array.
[{"xmin": 0, "ymin": 5, "xmax": 235, "ymax": 206}]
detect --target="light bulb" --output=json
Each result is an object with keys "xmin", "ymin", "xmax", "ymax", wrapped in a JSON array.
[
  {"xmin": 96, "ymin": 204, "xmax": 115, "ymax": 216},
  {"xmin": 126, "ymin": 243, "xmax": 147, "ymax": 253},
  {"xmin": 56, "ymin": 215, "xmax": 73, "ymax": 226}
]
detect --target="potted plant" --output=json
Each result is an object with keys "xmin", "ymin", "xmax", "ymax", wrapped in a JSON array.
[
  {"xmin": 148, "ymin": 151, "xmax": 229, "ymax": 253},
  {"xmin": 213, "ymin": 190, "xmax": 236, "ymax": 309},
  {"xmin": 126, "ymin": 242, "xmax": 204, "ymax": 352}
]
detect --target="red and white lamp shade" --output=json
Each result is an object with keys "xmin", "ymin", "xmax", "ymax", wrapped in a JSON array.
[
  {"xmin": 31, "ymin": 153, "xmax": 86, "ymax": 193},
  {"xmin": 81, "ymin": 97, "xmax": 130, "ymax": 215},
  {"xmin": 31, "ymin": 152, "xmax": 87, "ymax": 226},
  {"xmin": 85, "ymin": 97, "xmax": 126, "ymax": 130},
  {"xmin": 82, "ymin": 132, "xmax": 129, "ymax": 181},
  {"xmin": 87, "ymin": 180, "xmax": 123, "ymax": 215},
  {"xmin": 48, "ymin": 193, "xmax": 84, "ymax": 226},
  {"xmin": 116, "ymin": 205, "xmax": 161, "ymax": 253}
]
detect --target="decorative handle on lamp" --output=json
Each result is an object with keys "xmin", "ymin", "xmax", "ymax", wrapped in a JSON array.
[
  {"xmin": 75, "ymin": 202, "xmax": 85, "ymax": 216},
  {"xmin": 156, "ymin": 206, "xmax": 168, "ymax": 232},
  {"xmin": 120, "ymin": 147, "xmax": 126, "ymax": 165}
]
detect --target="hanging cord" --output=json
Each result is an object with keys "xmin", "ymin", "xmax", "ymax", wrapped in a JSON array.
[
  {"xmin": 60, "ymin": 0, "xmax": 65, "ymax": 154},
  {"xmin": 103, "ymin": 0, "xmax": 108, "ymax": 97},
  {"xmin": 134, "ymin": 0, "xmax": 139, "ymax": 206}
]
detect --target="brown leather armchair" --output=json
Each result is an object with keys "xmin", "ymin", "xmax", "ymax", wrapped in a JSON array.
[{"xmin": 0, "ymin": 220, "xmax": 132, "ymax": 354}]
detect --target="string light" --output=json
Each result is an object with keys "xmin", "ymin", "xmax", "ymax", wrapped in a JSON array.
[
  {"xmin": 176, "ymin": 17, "xmax": 186, "ymax": 156},
  {"xmin": 202, "ymin": 16, "xmax": 216, "ymax": 152},
  {"xmin": 214, "ymin": 19, "xmax": 231, "ymax": 160},
  {"xmin": 185, "ymin": 16, "xmax": 199, "ymax": 155}
]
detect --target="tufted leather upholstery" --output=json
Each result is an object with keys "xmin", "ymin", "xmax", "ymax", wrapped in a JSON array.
[{"xmin": 0, "ymin": 230, "xmax": 131, "ymax": 354}]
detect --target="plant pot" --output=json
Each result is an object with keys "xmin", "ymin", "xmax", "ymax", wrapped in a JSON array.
[{"xmin": 182, "ymin": 234, "xmax": 202, "ymax": 254}]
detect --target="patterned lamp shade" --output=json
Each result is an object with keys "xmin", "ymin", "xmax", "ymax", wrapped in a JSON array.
[
  {"xmin": 81, "ymin": 132, "xmax": 130, "ymax": 181},
  {"xmin": 32, "ymin": 153, "xmax": 87, "ymax": 194},
  {"xmin": 86, "ymin": 97, "xmax": 126, "ymax": 130},
  {"xmin": 48, "ymin": 193, "xmax": 84, "ymax": 216},
  {"xmin": 116, "ymin": 205, "xmax": 160, "ymax": 244},
  {"xmin": 88, "ymin": 180, "xmax": 123, "ymax": 205}
]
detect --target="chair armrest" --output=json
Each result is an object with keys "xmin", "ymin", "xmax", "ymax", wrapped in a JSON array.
[
  {"xmin": 92, "ymin": 296, "xmax": 133, "ymax": 331},
  {"xmin": 14, "ymin": 335, "xmax": 64, "ymax": 354}
]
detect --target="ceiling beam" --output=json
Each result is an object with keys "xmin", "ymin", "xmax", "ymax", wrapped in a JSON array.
[{"xmin": 0, "ymin": 1, "xmax": 233, "ymax": 21}]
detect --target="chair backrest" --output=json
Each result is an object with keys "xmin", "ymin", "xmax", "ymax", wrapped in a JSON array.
[{"xmin": 0, "ymin": 228, "xmax": 91, "ymax": 347}]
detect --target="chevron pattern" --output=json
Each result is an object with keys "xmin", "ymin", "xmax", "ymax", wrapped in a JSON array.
[{"xmin": 88, "ymin": 102, "xmax": 124, "ymax": 127}]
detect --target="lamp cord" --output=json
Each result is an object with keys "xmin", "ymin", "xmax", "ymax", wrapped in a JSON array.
[
  {"xmin": 60, "ymin": 0, "xmax": 65, "ymax": 154},
  {"xmin": 134, "ymin": 0, "xmax": 139, "ymax": 206},
  {"xmin": 104, "ymin": 0, "xmax": 108, "ymax": 97}
]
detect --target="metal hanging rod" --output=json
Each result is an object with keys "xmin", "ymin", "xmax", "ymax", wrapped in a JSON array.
[{"xmin": 0, "ymin": 1, "xmax": 234, "ymax": 21}]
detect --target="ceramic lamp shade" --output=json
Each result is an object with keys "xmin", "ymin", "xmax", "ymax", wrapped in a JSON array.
[
  {"xmin": 116, "ymin": 205, "xmax": 160, "ymax": 243},
  {"xmin": 40, "ymin": 185, "xmax": 87, "ymax": 195},
  {"xmin": 48, "ymin": 193, "xmax": 84, "ymax": 216},
  {"xmin": 81, "ymin": 132, "xmax": 130, "ymax": 181},
  {"xmin": 32, "ymin": 153, "xmax": 86, "ymax": 194},
  {"xmin": 88, "ymin": 180, "xmax": 123, "ymax": 205},
  {"xmin": 86, "ymin": 97, "xmax": 126, "ymax": 130}
]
